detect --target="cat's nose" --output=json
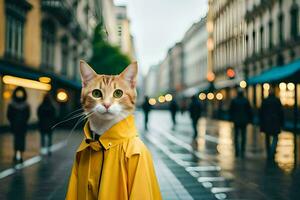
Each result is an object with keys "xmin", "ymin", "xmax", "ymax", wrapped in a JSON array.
[{"xmin": 103, "ymin": 104, "xmax": 111, "ymax": 110}]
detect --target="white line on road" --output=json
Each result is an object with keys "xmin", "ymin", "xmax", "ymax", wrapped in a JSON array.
[{"xmin": 0, "ymin": 141, "xmax": 67, "ymax": 180}]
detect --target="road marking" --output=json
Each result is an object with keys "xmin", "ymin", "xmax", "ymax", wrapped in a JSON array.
[
  {"xmin": 0, "ymin": 141, "xmax": 66, "ymax": 180},
  {"xmin": 198, "ymin": 177, "xmax": 226, "ymax": 182},
  {"xmin": 186, "ymin": 166, "xmax": 221, "ymax": 172}
]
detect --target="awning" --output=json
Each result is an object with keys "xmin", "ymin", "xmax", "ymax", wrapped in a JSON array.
[
  {"xmin": 181, "ymin": 82, "xmax": 209, "ymax": 97},
  {"xmin": 0, "ymin": 60, "xmax": 81, "ymax": 89},
  {"xmin": 248, "ymin": 59, "xmax": 300, "ymax": 85}
]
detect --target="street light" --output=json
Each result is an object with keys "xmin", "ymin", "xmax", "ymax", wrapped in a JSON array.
[
  {"xmin": 199, "ymin": 93, "xmax": 206, "ymax": 100},
  {"xmin": 158, "ymin": 95, "xmax": 166, "ymax": 103},
  {"xmin": 207, "ymin": 93, "xmax": 214, "ymax": 100},
  {"xmin": 165, "ymin": 94, "xmax": 173, "ymax": 102},
  {"xmin": 148, "ymin": 98, "xmax": 156, "ymax": 105},
  {"xmin": 216, "ymin": 93, "xmax": 223, "ymax": 100},
  {"xmin": 239, "ymin": 80, "xmax": 247, "ymax": 88},
  {"xmin": 56, "ymin": 89, "xmax": 69, "ymax": 103}
]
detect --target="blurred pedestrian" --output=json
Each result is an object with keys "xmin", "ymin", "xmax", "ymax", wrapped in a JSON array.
[
  {"xmin": 38, "ymin": 94, "xmax": 56, "ymax": 156},
  {"xmin": 7, "ymin": 86, "xmax": 30, "ymax": 163},
  {"xmin": 189, "ymin": 95, "xmax": 202, "ymax": 139},
  {"xmin": 259, "ymin": 88, "xmax": 284, "ymax": 161},
  {"xmin": 142, "ymin": 96, "xmax": 152, "ymax": 130},
  {"xmin": 180, "ymin": 99, "xmax": 187, "ymax": 115},
  {"xmin": 229, "ymin": 89, "xmax": 253, "ymax": 158},
  {"xmin": 169, "ymin": 99, "xmax": 179, "ymax": 129}
]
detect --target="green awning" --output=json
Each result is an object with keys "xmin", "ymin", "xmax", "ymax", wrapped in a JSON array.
[{"xmin": 248, "ymin": 59, "xmax": 300, "ymax": 85}]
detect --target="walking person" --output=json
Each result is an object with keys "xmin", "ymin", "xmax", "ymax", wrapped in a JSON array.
[
  {"xmin": 259, "ymin": 88, "xmax": 284, "ymax": 161},
  {"xmin": 7, "ymin": 86, "xmax": 30, "ymax": 163},
  {"xmin": 169, "ymin": 99, "xmax": 179, "ymax": 129},
  {"xmin": 189, "ymin": 95, "xmax": 202, "ymax": 140},
  {"xmin": 38, "ymin": 94, "xmax": 56, "ymax": 156},
  {"xmin": 229, "ymin": 89, "xmax": 253, "ymax": 158},
  {"xmin": 142, "ymin": 96, "xmax": 152, "ymax": 130}
]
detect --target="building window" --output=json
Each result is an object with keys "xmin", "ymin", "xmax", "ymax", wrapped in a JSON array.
[
  {"xmin": 277, "ymin": 54, "xmax": 284, "ymax": 66},
  {"xmin": 4, "ymin": 2, "xmax": 31, "ymax": 61},
  {"xmin": 290, "ymin": 3, "xmax": 299, "ymax": 39},
  {"xmin": 278, "ymin": 13, "xmax": 284, "ymax": 44},
  {"xmin": 5, "ymin": 15, "xmax": 24, "ymax": 61},
  {"xmin": 268, "ymin": 21, "xmax": 273, "ymax": 49},
  {"xmin": 61, "ymin": 36, "xmax": 69, "ymax": 76},
  {"xmin": 41, "ymin": 19, "xmax": 56, "ymax": 71},
  {"xmin": 72, "ymin": 46, "xmax": 77, "ymax": 80},
  {"xmin": 260, "ymin": 26, "xmax": 264, "ymax": 52},
  {"xmin": 252, "ymin": 31, "xmax": 256, "ymax": 55}
]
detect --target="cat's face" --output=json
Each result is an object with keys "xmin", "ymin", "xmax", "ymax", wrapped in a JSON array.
[{"xmin": 80, "ymin": 61, "xmax": 137, "ymax": 120}]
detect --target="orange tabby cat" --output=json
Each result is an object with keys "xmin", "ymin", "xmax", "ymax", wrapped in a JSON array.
[{"xmin": 65, "ymin": 60, "xmax": 162, "ymax": 200}]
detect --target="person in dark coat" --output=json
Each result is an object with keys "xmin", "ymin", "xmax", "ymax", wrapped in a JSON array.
[
  {"xmin": 7, "ymin": 86, "xmax": 30, "ymax": 163},
  {"xmin": 38, "ymin": 94, "xmax": 56, "ymax": 156},
  {"xmin": 142, "ymin": 96, "xmax": 152, "ymax": 130},
  {"xmin": 189, "ymin": 95, "xmax": 202, "ymax": 139},
  {"xmin": 229, "ymin": 89, "xmax": 253, "ymax": 158},
  {"xmin": 259, "ymin": 88, "xmax": 284, "ymax": 160},
  {"xmin": 169, "ymin": 99, "xmax": 179, "ymax": 129}
]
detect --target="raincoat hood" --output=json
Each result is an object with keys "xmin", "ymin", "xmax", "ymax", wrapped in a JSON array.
[{"xmin": 66, "ymin": 115, "xmax": 162, "ymax": 200}]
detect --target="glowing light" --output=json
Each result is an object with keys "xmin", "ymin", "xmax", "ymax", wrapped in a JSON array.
[
  {"xmin": 216, "ymin": 93, "xmax": 223, "ymax": 100},
  {"xmin": 226, "ymin": 68, "xmax": 235, "ymax": 78},
  {"xmin": 199, "ymin": 93, "xmax": 206, "ymax": 100},
  {"xmin": 2, "ymin": 75, "xmax": 51, "ymax": 91},
  {"xmin": 279, "ymin": 82, "xmax": 286, "ymax": 90},
  {"xmin": 3, "ymin": 91, "xmax": 11, "ymax": 100},
  {"xmin": 239, "ymin": 81, "xmax": 247, "ymax": 88},
  {"xmin": 39, "ymin": 76, "xmax": 51, "ymax": 84},
  {"xmin": 207, "ymin": 38, "xmax": 214, "ymax": 51},
  {"xmin": 56, "ymin": 89, "xmax": 68, "ymax": 102},
  {"xmin": 207, "ymin": 93, "xmax": 214, "ymax": 100},
  {"xmin": 207, "ymin": 72, "xmax": 215, "ymax": 82},
  {"xmin": 148, "ymin": 98, "xmax": 156, "ymax": 105},
  {"xmin": 287, "ymin": 83, "xmax": 295, "ymax": 91},
  {"xmin": 263, "ymin": 83, "xmax": 270, "ymax": 90},
  {"xmin": 206, "ymin": 21, "xmax": 214, "ymax": 33},
  {"xmin": 165, "ymin": 94, "xmax": 173, "ymax": 102},
  {"xmin": 158, "ymin": 96, "xmax": 166, "ymax": 103}
]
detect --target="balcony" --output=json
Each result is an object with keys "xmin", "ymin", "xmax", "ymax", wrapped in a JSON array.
[{"xmin": 41, "ymin": 0, "xmax": 72, "ymax": 25}]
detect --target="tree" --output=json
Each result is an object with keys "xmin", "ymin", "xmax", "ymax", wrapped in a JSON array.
[{"xmin": 89, "ymin": 23, "xmax": 131, "ymax": 75}]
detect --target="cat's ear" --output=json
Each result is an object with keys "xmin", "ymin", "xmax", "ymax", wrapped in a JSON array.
[
  {"xmin": 80, "ymin": 60, "xmax": 97, "ymax": 87},
  {"xmin": 119, "ymin": 62, "xmax": 138, "ymax": 88}
]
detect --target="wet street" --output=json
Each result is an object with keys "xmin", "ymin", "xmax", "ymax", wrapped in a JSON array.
[{"xmin": 0, "ymin": 110, "xmax": 300, "ymax": 200}]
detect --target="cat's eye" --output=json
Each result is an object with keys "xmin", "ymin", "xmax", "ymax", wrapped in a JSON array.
[
  {"xmin": 113, "ymin": 89, "xmax": 123, "ymax": 98},
  {"xmin": 92, "ymin": 89, "xmax": 103, "ymax": 98}
]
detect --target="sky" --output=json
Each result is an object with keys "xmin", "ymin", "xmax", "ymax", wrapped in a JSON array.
[{"xmin": 114, "ymin": 0, "xmax": 208, "ymax": 75}]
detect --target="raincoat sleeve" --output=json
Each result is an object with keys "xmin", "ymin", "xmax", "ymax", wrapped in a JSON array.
[
  {"xmin": 127, "ymin": 151, "xmax": 162, "ymax": 200},
  {"xmin": 65, "ymin": 154, "xmax": 79, "ymax": 200}
]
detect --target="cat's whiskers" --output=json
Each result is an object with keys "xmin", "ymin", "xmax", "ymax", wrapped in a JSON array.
[
  {"xmin": 51, "ymin": 112, "xmax": 87, "ymax": 130},
  {"xmin": 65, "ymin": 111, "xmax": 95, "ymax": 144}
]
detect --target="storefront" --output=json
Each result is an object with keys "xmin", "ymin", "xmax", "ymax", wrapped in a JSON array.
[
  {"xmin": 0, "ymin": 60, "xmax": 81, "ymax": 130},
  {"xmin": 248, "ymin": 59, "xmax": 300, "ymax": 131}
]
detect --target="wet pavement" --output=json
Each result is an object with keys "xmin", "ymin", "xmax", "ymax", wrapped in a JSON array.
[{"xmin": 0, "ymin": 110, "xmax": 299, "ymax": 199}]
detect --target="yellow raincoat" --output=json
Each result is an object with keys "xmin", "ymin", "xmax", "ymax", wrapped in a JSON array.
[{"xmin": 66, "ymin": 115, "xmax": 162, "ymax": 200}]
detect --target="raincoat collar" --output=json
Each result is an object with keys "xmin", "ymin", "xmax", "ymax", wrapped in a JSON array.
[{"xmin": 77, "ymin": 115, "xmax": 138, "ymax": 152}]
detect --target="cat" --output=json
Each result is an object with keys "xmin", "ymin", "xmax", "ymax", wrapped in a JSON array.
[
  {"xmin": 66, "ymin": 60, "xmax": 162, "ymax": 200},
  {"xmin": 80, "ymin": 60, "xmax": 137, "ymax": 135}
]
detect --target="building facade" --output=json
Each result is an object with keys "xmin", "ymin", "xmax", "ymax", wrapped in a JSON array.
[
  {"xmin": 0, "ymin": 0, "xmax": 101, "ymax": 126},
  {"xmin": 181, "ymin": 16, "xmax": 208, "ymax": 97},
  {"xmin": 145, "ymin": 65, "xmax": 159, "ymax": 98},
  {"xmin": 244, "ymin": 0, "xmax": 300, "ymax": 127},
  {"xmin": 168, "ymin": 42, "xmax": 184, "ymax": 94},
  {"xmin": 115, "ymin": 6, "xmax": 136, "ymax": 60}
]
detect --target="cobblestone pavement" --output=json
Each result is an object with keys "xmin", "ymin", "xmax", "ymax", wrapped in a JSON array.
[{"xmin": 0, "ymin": 110, "xmax": 299, "ymax": 200}]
